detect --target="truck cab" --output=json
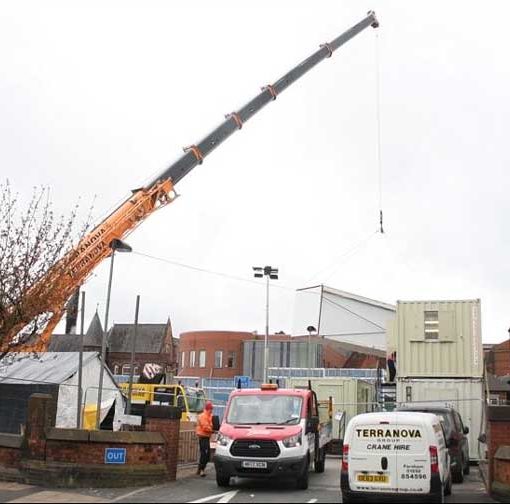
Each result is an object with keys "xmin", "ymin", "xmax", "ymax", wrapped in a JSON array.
[{"xmin": 214, "ymin": 383, "xmax": 332, "ymax": 489}]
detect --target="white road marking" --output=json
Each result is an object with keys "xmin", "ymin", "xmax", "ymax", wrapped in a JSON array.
[
  {"xmin": 189, "ymin": 490, "xmax": 239, "ymax": 503},
  {"xmin": 307, "ymin": 500, "xmax": 318, "ymax": 503},
  {"xmin": 109, "ymin": 486, "xmax": 157, "ymax": 503}
]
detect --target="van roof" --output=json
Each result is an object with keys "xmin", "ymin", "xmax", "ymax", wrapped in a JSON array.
[{"xmin": 350, "ymin": 411, "xmax": 441, "ymax": 425}]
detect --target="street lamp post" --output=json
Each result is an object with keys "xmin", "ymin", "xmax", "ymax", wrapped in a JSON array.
[
  {"xmin": 307, "ymin": 325, "xmax": 317, "ymax": 377},
  {"xmin": 253, "ymin": 266, "xmax": 278, "ymax": 383},
  {"xmin": 95, "ymin": 238, "xmax": 132, "ymax": 430}
]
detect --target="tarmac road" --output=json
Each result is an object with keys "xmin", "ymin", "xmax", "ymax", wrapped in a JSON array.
[{"xmin": 0, "ymin": 458, "xmax": 496, "ymax": 503}]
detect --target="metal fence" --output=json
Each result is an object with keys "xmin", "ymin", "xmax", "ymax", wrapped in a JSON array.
[
  {"xmin": 268, "ymin": 367, "xmax": 379, "ymax": 380},
  {"xmin": 178, "ymin": 429, "xmax": 199, "ymax": 466}
]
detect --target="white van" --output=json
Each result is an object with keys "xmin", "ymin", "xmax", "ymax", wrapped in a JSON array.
[{"xmin": 341, "ymin": 412, "xmax": 452, "ymax": 503}]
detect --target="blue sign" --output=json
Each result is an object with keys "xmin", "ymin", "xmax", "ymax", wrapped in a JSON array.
[
  {"xmin": 105, "ymin": 448, "xmax": 126, "ymax": 465},
  {"xmin": 234, "ymin": 376, "xmax": 251, "ymax": 389}
]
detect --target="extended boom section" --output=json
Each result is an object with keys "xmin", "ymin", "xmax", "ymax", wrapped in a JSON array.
[{"xmin": 4, "ymin": 11, "xmax": 378, "ymax": 350}]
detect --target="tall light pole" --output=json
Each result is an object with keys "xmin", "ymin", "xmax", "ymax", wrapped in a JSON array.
[
  {"xmin": 307, "ymin": 325, "xmax": 317, "ymax": 377},
  {"xmin": 95, "ymin": 238, "xmax": 132, "ymax": 430},
  {"xmin": 253, "ymin": 266, "xmax": 278, "ymax": 383}
]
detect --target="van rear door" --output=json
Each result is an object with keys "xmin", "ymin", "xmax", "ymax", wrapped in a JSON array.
[
  {"xmin": 350, "ymin": 417, "xmax": 431, "ymax": 495},
  {"xmin": 349, "ymin": 420, "xmax": 399, "ymax": 494}
]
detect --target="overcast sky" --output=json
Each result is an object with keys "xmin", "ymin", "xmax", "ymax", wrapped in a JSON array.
[{"xmin": 1, "ymin": 1, "xmax": 509, "ymax": 344}]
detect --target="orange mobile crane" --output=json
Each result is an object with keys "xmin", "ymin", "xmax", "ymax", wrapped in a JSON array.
[{"xmin": 3, "ymin": 12, "xmax": 379, "ymax": 351}]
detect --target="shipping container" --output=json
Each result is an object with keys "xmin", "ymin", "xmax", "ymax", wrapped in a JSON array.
[
  {"xmin": 396, "ymin": 378, "xmax": 485, "ymax": 461},
  {"xmin": 287, "ymin": 377, "xmax": 376, "ymax": 439},
  {"xmin": 392, "ymin": 299, "xmax": 483, "ymax": 378}
]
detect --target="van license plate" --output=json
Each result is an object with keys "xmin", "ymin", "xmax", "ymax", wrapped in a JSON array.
[
  {"xmin": 242, "ymin": 461, "xmax": 267, "ymax": 469},
  {"xmin": 357, "ymin": 474, "xmax": 389, "ymax": 483}
]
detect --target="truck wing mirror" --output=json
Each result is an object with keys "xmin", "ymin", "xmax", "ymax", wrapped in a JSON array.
[{"xmin": 212, "ymin": 415, "xmax": 221, "ymax": 432}]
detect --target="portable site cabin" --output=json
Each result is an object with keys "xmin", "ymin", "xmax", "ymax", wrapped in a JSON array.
[
  {"xmin": 0, "ymin": 352, "xmax": 125, "ymax": 434},
  {"xmin": 287, "ymin": 377, "xmax": 376, "ymax": 439}
]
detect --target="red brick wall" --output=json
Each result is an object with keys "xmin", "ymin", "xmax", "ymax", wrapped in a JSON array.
[
  {"xmin": 178, "ymin": 331, "xmax": 258, "ymax": 378},
  {"xmin": 0, "ymin": 446, "xmax": 21, "ymax": 469},
  {"xmin": 45, "ymin": 442, "xmax": 165, "ymax": 465},
  {"xmin": 488, "ymin": 406, "xmax": 510, "ymax": 492},
  {"xmin": 488, "ymin": 341, "xmax": 510, "ymax": 377},
  {"xmin": 145, "ymin": 416, "xmax": 180, "ymax": 480}
]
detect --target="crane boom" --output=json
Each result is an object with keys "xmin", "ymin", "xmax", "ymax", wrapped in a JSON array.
[
  {"xmin": 3, "ymin": 11, "xmax": 378, "ymax": 351},
  {"xmin": 148, "ymin": 11, "xmax": 378, "ymax": 187}
]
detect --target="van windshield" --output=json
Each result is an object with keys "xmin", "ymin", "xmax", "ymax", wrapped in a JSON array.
[{"xmin": 227, "ymin": 395, "xmax": 303, "ymax": 425}]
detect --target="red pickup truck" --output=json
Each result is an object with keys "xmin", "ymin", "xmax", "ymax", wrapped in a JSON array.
[{"xmin": 213, "ymin": 383, "xmax": 333, "ymax": 489}]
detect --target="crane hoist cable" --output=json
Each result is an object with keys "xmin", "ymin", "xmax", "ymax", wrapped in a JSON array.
[{"xmin": 375, "ymin": 29, "xmax": 384, "ymax": 234}]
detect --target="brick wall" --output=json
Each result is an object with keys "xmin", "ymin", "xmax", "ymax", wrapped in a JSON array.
[
  {"xmin": 0, "ymin": 395, "xmax": 181, "ymax": 488},
  {"xmin": 145, "ymin": 406, "xmax": 181, "ymax": 480},
  {"xmin": 486, "ymin": 341, "xmax": 510, "ymax": 376},
  {"xmin": 487, "ymin": 406, "xmax": 510, "ymax": 500},
  {"xmin": 178, "ymin": 331, "xmax": 256, "ymax": 378}
]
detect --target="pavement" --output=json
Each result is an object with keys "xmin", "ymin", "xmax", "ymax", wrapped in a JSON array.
[{"xmin": 0, "ymin": 459, "xmax": 498, "ymax": 503}]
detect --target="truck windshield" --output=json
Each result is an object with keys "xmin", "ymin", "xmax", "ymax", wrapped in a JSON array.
[{"xmin": 226, "ymin": 394, "xmax": 303, "ymax": 425}]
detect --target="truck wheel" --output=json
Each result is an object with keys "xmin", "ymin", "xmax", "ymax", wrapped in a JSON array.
[
  {"xmin": 315, "ymin": 448, "xmax": 326, "ymax": 473},
  {"xmin": 216, "ymin": 474, "xmax": 230, "ymax": 487},
  {"xmin": 297, "ymin": 468, "xmax": 309, "ymax": 490}
]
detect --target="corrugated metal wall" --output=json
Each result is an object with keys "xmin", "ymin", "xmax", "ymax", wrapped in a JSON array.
[
  {"xmin": 394, "ymin": 300, "xmax": 483, "ymax": 378},
  {"xmin": 242, "ymin": 341, "xmax": 323, "ymax": 381},
  {"xmin": 396, "ymin": 378, "xmax": 485, "ymax": 461},
  {"xmin": 288, "ymin": 377, "xmax": 376, "ymax": 439}
]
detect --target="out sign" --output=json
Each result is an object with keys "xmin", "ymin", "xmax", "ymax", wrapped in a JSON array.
[{"xmin": 105, "ymin": 448, "xmax": 126, "ymax": 464}]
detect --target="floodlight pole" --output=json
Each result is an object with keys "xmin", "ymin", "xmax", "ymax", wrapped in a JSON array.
[{"xmin": 253, "ymin": 265, "xmax": 278, "ymax": 383}]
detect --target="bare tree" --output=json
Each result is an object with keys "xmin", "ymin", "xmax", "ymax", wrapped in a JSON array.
[{"xmin": 0, "ymin": 181, "xmax": 91, "ymax": 348}]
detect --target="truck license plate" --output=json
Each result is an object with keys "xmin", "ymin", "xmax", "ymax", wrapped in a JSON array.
[
  {"xmin": 242, "ymin": 461, "xmax": 267, "ymax": 469},
  {"xmin": 357, "ymin": 474, "xmax": 389, "ymax": 483}
]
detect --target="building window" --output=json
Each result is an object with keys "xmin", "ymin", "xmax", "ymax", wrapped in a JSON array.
[
  {"xmin": 134, "ymin": 365, "xmax": 140, "ymax": 375},
  {"xmin": 227, "ymin": 351, "xmax": 236, "ymax": 368},
  {"xmin": 190, "ymin": 350, "xmax": 196, "ymax": 368},
  {"xmin": 122, "ymin": 364, "xmax": 131, "ymax": 375},
  {"xmin": 215, "ymin": 350, "xmax": 223, "ymax": 369},
  {"xmin": 113, "ymin": 365, "xmax": 120, "ymax": 375},
  {"xmin": 424, "ymin": 311, "xmax": 439, "ymax": 340},
  {"xmin": 199, "ymin": 350, "xmax": 206, "ymax": 368},
  {"xmin": 181, "ymin": 352, "xmax": 187, "ymax": 369}
]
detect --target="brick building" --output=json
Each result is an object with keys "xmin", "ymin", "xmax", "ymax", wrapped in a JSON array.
[
  {"xmin": 178, "ymin": 330, "xmax": 385, "ymax": 379},
  {"xmin": 486, "ymin": 340, "xmax": 510, "ymax": 377},
  {"xmin": 49, "ymin": 313, "xmax": 178, "ymax": 377},
  {"xmin": 178, "ymin": 331, "xmax": 254, "ymax": 379}
]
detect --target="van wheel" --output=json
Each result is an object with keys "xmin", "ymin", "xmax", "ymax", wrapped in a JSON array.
[
  {"xmin": 342, "ymin": 493, "xmax": 357, "ymax": 503},
  {"xmin": 445, "ymin": 474, "xmax": 452, "ymax": 496},
  {"xmin": 297, "ymin": 467, "xmax": 309, "ymax": 490},
  {"xmin": 452, "ymin": 461, "xmax": 464, "ymax": 484},
  {"xmin": 216, "ymin": 474, "xmax": 230, "ymax": 487},
  {"xmin": 315, "ymin": 448, "xmax": 326, "ymax": 473}
]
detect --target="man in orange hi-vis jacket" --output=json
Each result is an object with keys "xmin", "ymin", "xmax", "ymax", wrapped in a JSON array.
[{"xmin": 196, "ymin": 401, "xmax": 214, "ymax": 477}]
